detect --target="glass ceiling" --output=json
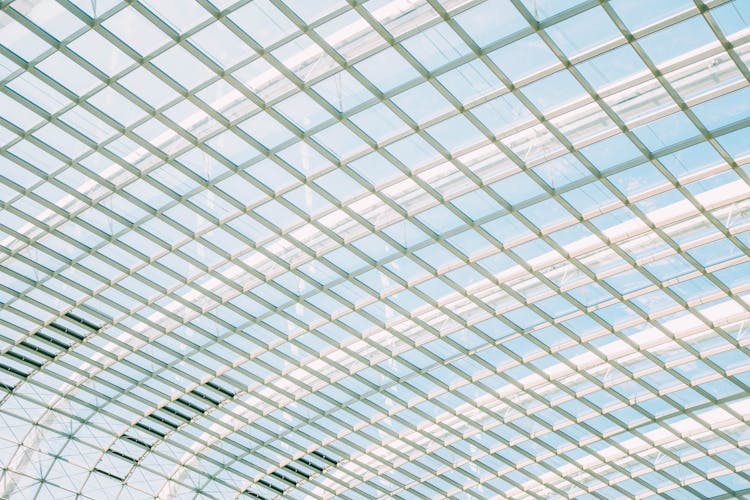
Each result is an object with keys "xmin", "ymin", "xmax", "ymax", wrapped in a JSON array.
[{"xmin": 1, "ymin": 0, "xmax": 750, "ymax": 498}]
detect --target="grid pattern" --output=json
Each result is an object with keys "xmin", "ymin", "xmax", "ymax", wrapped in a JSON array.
[{"xmin": 1, "ymin": 0, "xmax": 750, "ymax": 498}]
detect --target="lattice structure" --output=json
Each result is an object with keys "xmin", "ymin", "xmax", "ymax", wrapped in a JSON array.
[{"xmin": 1, "ymin": 0, "xmax": 750, "ymax": 498}]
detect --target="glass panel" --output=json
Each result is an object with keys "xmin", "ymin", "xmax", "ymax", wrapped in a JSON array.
[{"xmin": 1, "ymin": 1, "xmax": 748, "ymax": 498}]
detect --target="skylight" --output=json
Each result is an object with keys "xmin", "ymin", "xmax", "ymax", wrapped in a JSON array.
[{"xmin": 1, "ymin": 0, "xmax": 750, "ymax": 498}]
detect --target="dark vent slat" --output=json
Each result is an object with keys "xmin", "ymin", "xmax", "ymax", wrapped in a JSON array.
[
  {"xmin": 243, "ymin": 491, "xmax": 269, "ymax": 500},
  {"xmin": 0, "ymin": 362, "xmax": 29, "ymax": 379},
  {"xmin": 297, "ymin": 457, "xmax": 324, "ymax": 473},
  {"xmin": 147, "ymin": 413, "xmax": 179, "ymax": 430},
  {"xmin": 19, "ymin": 341, "xmax": 56, "ymax": 360},
  {"xmin": 48, "ymin": 322, "xmax": 85, "ymax": 342},
  {"xmin": 134, "ymin": 422, "xmax": 166, "ymax": 438},
  {"xmin": 122, "ymin": 435, "xmax": 152, "ymax": 450},
  {"xmin": 93, "ymin": 468, "xmax": 124, "ymax": 482},
  {"xmin": 175, "ymin": 397, "xmax": 207, "ymax": 415},
  {"xmin": 64, "ymin": 312, "xmax": 102, "ymax": 331},
  {"xmin": 191, "ymin": 389, "xmax": 221, "ymax": 407},
  {"xmin": 161, "ymin": 405, "xmax": 192, "ymax": 422},
  {"xmin": 5, "ymin": 350, "xmax": 43, "ymax": 369},
  {"xmin": 107, "ymin": 449, "xmax": 137, "ymax": 464},
  {"xmin": 34, "ymin": 330, "xmax": 71, "ymax": 350},
  {"xmin": 270, "ymin": 470, "xmax": 298, "ymax": 486},
  {"xmin": 206, "ymin": 381, "xmax": 236, "ymax": 399},
  {"xmin": 282, "ymin": 463, "xmax": 311, "ymax": 480},
  {"xmin": 257, "ymin": 478, "xmax": 285, "ymax": 494}
]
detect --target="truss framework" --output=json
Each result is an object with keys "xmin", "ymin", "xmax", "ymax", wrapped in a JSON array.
[{"xmin": 1, "ymin": 0, "xmax": 750, "ymax": 498}]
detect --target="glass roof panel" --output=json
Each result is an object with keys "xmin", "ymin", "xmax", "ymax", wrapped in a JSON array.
[{"xmin": 1, "ymin": 0, "xmax": 750, "ymax": 498}]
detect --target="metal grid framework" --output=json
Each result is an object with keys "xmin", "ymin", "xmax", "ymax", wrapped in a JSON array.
[{"xmin": 1, "ymin": 0, "xmax": 750, "ymax": 498}]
